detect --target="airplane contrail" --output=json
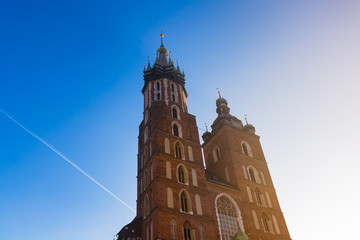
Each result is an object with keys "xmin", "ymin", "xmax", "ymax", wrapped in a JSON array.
[{"xmin": 0, "ymin": 108, "xmax": 136, "ymax": 213}]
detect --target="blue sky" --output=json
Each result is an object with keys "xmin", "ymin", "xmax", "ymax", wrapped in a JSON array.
[{"xmin": 1, "ymin": 1, "xmax": 360, "ymax": 239}]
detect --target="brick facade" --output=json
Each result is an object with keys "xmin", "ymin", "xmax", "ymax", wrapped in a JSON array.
[{"xmin": 116, "ymin": 36, "xmax": 291, "ymax": 240}]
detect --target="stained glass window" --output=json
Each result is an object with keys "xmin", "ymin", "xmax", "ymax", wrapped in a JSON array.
[{"xmin": 216, "ymin": 196, "xmax": 240, "ymax": 240}]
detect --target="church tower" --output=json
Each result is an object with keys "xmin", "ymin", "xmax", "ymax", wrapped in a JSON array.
[
  {"xmin": 202, "ymin": 95, "xmax": 292, "ymax": 240},
  {"xmin": 116, "ymin": 35, "xmax": 292, "ymax": 240}
]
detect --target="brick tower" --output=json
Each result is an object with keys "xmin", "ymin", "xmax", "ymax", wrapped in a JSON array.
[
  {"xmin": 202, "ymin": 95, "xmax": 292, "ymax": 240},
  {"xmin": 116, "ymin": 35, "xmax": 292, "ymax": 240}
]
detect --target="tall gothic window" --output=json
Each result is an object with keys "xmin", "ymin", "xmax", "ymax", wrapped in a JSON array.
[
  {"xmin": 249, "ymin": 168, "xmax": 256, "ymax": 182},
  {"xmin": 242, "ymin": 143, "xmax": 249, "ymax": 156},
  {"xmin": 262, "ymin": 214, "xmax": 270, "ymax": 232},
  {"xmin": 170, "ymin": 218, "xmax": 178, "ymax": 240},
  {"xmin": 178, "ymin": 166, "xmax": 185, "ymax": 184},
  {"xmin": 216, "ymin": 195, "xmax": 241, "ymax": 240},
  {"xmin": 156, "ymin": 81, "xmax": 161, "ymax": 100},
  {"xmin": 175, "ymin": 142, "xmax": 183, "ymax": 159},
  {"xmin": 157, "ymin": 82, "xmax": 160, "ymax": 91},
  {"xmin": 255, "ymin": 188, "xmax": 262, "ymax": 205},
  {"xmin": 173, "ymin": 124, "xmax": 179, "ymax": 137},
  {"xmin": 183, "ymin": 222, "xmax": 191, "ymax": 240},
  {"xmin": 180, "ymin": 191, "xmax": 189, "ymax": 212},
  {"xmin": 172, "ymin": 108, "xmax": 178, "ymax": 119}
]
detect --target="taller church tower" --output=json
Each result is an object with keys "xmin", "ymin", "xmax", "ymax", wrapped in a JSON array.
[{"xmin": 116, "ymin": 35, "xmax": 292, "ymax": 240}]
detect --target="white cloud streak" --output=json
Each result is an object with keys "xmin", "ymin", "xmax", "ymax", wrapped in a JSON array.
[{"xmin": 0, "ymin": 108, "xmax": 136, "ymax": 213}]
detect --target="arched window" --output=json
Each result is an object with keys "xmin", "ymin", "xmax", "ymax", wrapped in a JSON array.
[
  {"xmin": 242, "ymin": 143, "xmax": 249, "ymax": 156},
  {"xmin": 180, "ymin": 190, "xmax": 191, "ymax": 213},
  {"xmin": 213, "ymin": 147, "xmax": 221, "ymax": 162},
  {"xmin": 183, "ymin": 222, "xmax": 191, "ymax": 240},
  {"xmin": 249, "ymin": 168, "xmax": 256, "ymax": 182},
  {"xmin": 198, "ymin": 224, "xmax": 205, "ymax": 240},
  {"xmin": 156, "ymin": 81, "xmax": 161, "ymax": 100},
  {"xmin": 241, "ymin": 141, "xmax": 253, "ymax": 157},
  {"xmin": 247, "ymin": 166, "xmax": 261, "ymax": 184},
  {"xmin": 261, "ymin": 214, "xmax": 270, "ymax": 232},
  {"xmin": 171, "ymin": 105, "xmax": 180, "ymax": 120},
  {"xmin": 174, "ymin": 141, "xmax": 184, "ymax": 159},
  {"xmin": 170, "ymin": 218, "xmax": 178, "ymax": 240},
  {"xmin": 173, "ymin": 124, "xmax": 179, "ymax": 137},
  {"xmin": 216, "ymin": 195, "xmax": 242, "ymax": 240},
  {"xmin": 255, "ymin": 188, "xmax": 262, "ymax": 206},
  {"xmin": 178, "ymin": 166, "xmax": 185, "ymax": 183},
  {"xmin": 172, "ymin": 107, "xmax": 178, "ymax": 119},
  {"xmin": 157, "ymin": 82, "xmax": 160, "ymax": 91}
]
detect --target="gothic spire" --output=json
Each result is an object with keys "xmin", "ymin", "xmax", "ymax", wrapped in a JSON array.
[{"xmin": 156, "ymin": 32, "xmax": 169, "ymax": 65}]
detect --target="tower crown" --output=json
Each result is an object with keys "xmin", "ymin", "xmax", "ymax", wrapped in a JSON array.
[{"xmin": 143, "ymin": 34, "xmax": 186, "ymax": 94}]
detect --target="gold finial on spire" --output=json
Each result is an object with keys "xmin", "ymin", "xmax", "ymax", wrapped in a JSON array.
[
  {"xmin": 205, "ymin": 123, "xmax": 208, "ymax": 132},
  {"xmin": 245, "ymin": 114, "xmax": 248, "ymax": 125},
  {"xmin": 160, "ymin": 31, "xmax": 164, "ymax": 46},
  {"xmin": 216, "ymin": 88, "xmax": 222, "ymax": 98}
]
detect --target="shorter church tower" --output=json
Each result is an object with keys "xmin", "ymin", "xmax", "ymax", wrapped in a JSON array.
[{"xmin": 202, "ymin": 95, "xmax": 291, "ymax": 240}]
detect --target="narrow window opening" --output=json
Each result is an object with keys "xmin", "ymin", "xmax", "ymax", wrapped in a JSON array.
[
  {"xmin": 262, "ymin": 216, "xmax": 270, "ymax": 232},
  {"xmin": 157, "ymin": 92, "xmax": 161, "ymax": 100},
  {"xmin": 173, "ymin": 124, "xmax": 179, "ymax": 137},
  {"xmin": 175, "ymin": 142, "xmax": 183, "ymax": 159},
  {"xmin": 243, "ymin": 143, "xmax": 249, "ymax": 156},
  {"xmin": 181, "ymin": 192, "xmax": 188, "ymax": 212},
  {"xmin": 178, "ymin": 167, "xmax": 185, "ymax": 183},
  {"xmin": 249, "ymin": 168, "xmax": 256, "ymax": 182},
  {"xmin": 216, "ymin": 148, "xmax": 221, "ymax": 160},
  {"xmin": 183, "ymin": 223, "xmax": 191, "ymax": 240},
  {"xmin": 172, "ymin": 108, "xmax": 178, "ymax": 119},
  {"xmin": 255, "ymin": 189, "xmax": 262, "ymax": 205}
]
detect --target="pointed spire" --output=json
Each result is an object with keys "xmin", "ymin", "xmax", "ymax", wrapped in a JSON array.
[
  {"xmin": 216, "ymin": 88, "xmax": 222, "ymax": 98},
  {"xmin": 156, "ymin": 31, "xmax": 168, "ymax": 65},
  {"xmin": 160, "ymin": 31, "xmax": 164, "ymax": 47},
  {"xmin": 147, "ymin": 56, "xmax": 151, "ymax": 70},
  {"xmin": 245, "ymin": 114, "xmax": 248, "ymax": 125}
]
